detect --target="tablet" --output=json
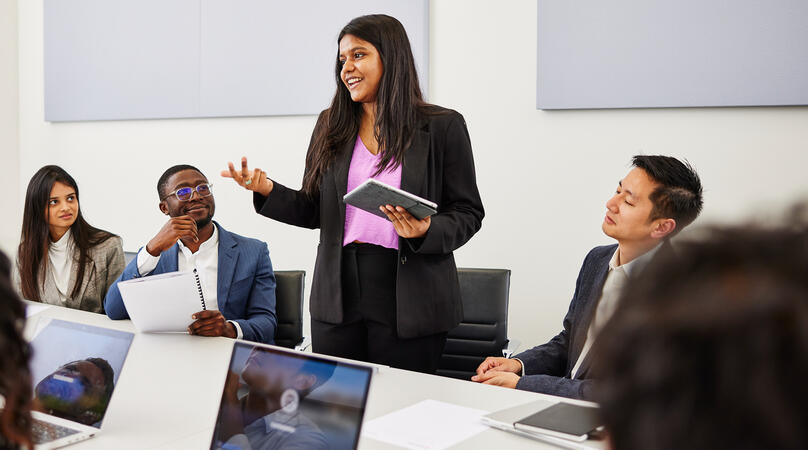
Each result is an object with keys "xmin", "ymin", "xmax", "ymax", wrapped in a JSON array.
[
  {"xmin": 513, "ymin": 402, "xmax": 602, "ymax": 442},
  {"xmin": 343, "ymin": 179, "xmax": 438, "ymax": 220}
]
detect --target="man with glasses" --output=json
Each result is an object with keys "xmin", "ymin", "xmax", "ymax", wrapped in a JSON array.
[{"xmin": 104, "ymin": 165, "xmax": 277, "ymax": 344}]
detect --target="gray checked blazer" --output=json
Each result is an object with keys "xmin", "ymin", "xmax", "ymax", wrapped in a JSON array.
[{"xmin": 36, "ymin": 235, "xmax": 125, "ymax": 314}]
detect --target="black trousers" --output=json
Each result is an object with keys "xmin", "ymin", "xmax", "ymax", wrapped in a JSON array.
[{"xmin": 311, "ymin": 243, "xmax": 447, "ymax": 374}]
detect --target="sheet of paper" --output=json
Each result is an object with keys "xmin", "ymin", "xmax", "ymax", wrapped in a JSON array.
[
  {"xmin": 25, "ymin": 302, "xmax": 51, "ymax": 317},
  {"xmin": 362, "ymin": 399, "xmax": 489, "ymax": 450}
]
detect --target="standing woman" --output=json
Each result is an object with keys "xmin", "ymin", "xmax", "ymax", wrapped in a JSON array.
[
  {"xmin": 17, "ymin": 166, "xmax": 124, "ymax": 313},
  {"xmin": 224, "ymin": 15, "xmax": 484, "ymax": 373}
]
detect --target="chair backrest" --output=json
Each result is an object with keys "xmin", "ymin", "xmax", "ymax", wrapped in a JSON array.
[
  {"xmin": 273, "ymin": 270, "xmax": 305, "ymax": 349},
  {"xmin": 123, "ymin": 251, "xmax": 137, "ymax": 265},
  {"xmin": 437, "ymin": 268, "xmax": 511, "ymax": 380}
]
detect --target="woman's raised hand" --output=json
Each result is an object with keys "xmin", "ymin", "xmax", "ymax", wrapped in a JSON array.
[{"xmin": 221, "ymin": 157, "xmax": 273, "ymax": 197}]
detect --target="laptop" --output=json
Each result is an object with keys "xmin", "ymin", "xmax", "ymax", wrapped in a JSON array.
[
  {"xmin": 210, "ymin": 342, "xmax": 374, "ymax": 450},
  {"xmin": 26, "ymin": 319, "xmax": 134, "ymax": 449},
  {"xmin": 481, "ymin": 400, "xmax": 603, "ymax": 449}
]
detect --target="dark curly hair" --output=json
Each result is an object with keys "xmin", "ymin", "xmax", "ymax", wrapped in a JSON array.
[
  {"xmin": 595, "ymin": 215, "xmax": 808, "ymax": 450},
  {"xmin": 0, "ymin": 251, "xmax": 33, "ymax": 448}
]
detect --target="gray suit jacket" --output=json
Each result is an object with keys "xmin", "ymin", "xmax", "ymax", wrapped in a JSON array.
[
  {"xmin": 104, "ymin": 222, "xmax": 277, "ymax": 344},
  {"xmin": 514, "ymin": 242, "xmax": 672, "ymax": 400},
  {"xmin": 38, "ymin": 236, "xmax": 125, "ymax": 314},
  {"xmin": 514, "ymin": 244, "xmax": 616, "ymax": 400}
]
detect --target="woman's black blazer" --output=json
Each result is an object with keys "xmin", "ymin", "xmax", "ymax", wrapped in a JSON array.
[{"xmin": 254, "ymin": 107, "xmax": 484, "ymax": 338}]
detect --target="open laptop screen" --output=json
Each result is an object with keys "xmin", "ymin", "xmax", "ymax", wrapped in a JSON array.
[
  {"xmin": 211, "ymin": 342, "xmax": 373, "ymax": 450},
  {"xmin": 28, "ymin": 319, "xmax": 134, "ymax": 428}
]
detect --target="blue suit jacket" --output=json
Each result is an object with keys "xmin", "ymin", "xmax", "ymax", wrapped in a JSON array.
[
  {"xmin": 104, "ymin": 222, "xmax": 277, "ymax": 344},
  {"xmin": 514, "ymin": 244, "xmax": 617, "ymax": 400}
]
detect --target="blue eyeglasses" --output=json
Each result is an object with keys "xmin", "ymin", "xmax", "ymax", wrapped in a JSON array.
[{"xmin": 163, "ymin": 183, "xmax": 213, "ymax": 202}]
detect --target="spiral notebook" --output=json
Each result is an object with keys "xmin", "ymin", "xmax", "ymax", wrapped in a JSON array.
[{"xmin": 117, "ymin": 269, "xmax": 207, "ymax": 333}]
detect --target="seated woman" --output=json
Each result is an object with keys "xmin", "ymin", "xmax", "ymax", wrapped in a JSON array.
[
  {"xmin": 17, "ymin": 165, "xmax": 124, "ymax": 313},
  {"xmin": 0, "ymin": 251, "xmax": 34, "ymax": 449}
]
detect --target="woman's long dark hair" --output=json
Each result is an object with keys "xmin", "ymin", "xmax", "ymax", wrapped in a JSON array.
[
  {"xmin": 302, "ymin": 14, "xmax": 435, "ymax": 195},
  {"xmin": 0, "ymin": 251, "xmax": 33, "ymax": 449},
  {"xmin": 17, "ymin": 166, "xmax": 115, "ymax": 301}
]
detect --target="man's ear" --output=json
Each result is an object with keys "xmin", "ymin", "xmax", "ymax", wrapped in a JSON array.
[
  {"xmin": 158, "ymin": 201, "xmax": 169, "ymax": 216},
  {"xmin": 650, "ymin": 218, "xmax": 676, "ymax": 239}
]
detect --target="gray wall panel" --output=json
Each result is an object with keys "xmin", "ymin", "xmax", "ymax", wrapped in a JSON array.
[
  {"xmin": 44, "ymin": 0, "xmax": 428, "ymax": 121},
  {"xmin": 45, "ymin": 0, "xmax": 200, "ymax": 121},
  {"xmin": 199, "ymin": 0, "xmax": 429, "ymax": 117},
  {"xmin": 537, "ymin": 0, "xmax": 808, "ymax": 109}
]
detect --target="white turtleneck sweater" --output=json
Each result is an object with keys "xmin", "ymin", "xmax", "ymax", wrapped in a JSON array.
[{"xmin": 48, "ymin": 229, "xmax": 75, "ymax": 302}]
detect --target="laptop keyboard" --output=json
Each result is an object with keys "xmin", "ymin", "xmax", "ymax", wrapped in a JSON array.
[{"xmin": 31, "ymin": 418, "xmax": 81, "ymax": 444}]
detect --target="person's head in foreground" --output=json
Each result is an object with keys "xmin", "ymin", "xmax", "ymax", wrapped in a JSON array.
[
  {"xmin": 596, "ymin": 212, "xmax": 808, "ymax": 450},
  {"xmin": 0, "ymin": 251, "xmax": 33, "ymax": 448}
]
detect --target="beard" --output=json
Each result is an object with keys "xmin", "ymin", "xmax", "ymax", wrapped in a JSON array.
[{"xmin": 196, "ymin": 215, "xmax": 212, "ymax": 229}]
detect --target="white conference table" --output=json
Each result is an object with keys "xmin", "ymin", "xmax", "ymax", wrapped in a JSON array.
[{"xmin": 25, "ymin": 302, "xmax": 605, "ymax": 450}]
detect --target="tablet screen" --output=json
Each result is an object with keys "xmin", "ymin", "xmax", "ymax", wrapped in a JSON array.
[{"xmin": 515, "ymin": 402, "xmax": 601, "ymax": 437}]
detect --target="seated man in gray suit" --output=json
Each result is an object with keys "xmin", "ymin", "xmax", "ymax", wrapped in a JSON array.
[
  {"xmin": 472, "ymin": 155, "xmax": 703, "ymax": 400},
  {"xmin": 105, "ymin": 164, "xmax": 277, "ymax": 344}
]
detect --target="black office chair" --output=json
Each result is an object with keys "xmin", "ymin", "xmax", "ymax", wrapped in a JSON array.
[
  {"xmin": 273, "ymin": 270, "xmax": 310, "ymax": 351},
  {"xmin": 436, "ymin": 268, "xmax": 518, "ymax": 380}
]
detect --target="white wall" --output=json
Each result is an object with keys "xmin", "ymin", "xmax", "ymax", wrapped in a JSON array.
[
  {"xmin": 16, "ymin": 0, "xmax": 808, "ymax": 347},
  {"xmin": 1, "ymin": 0, "xmax": 19, "ymax": 257}
]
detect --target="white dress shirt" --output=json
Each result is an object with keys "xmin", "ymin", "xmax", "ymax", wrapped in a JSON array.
[
  {"xmin": 569, "ymin": 244, "xmax": 661, "ymax": 379},
  {"xmin": 48, "ymin": 229, "xmax": 75, "ymax": 303},
  {"xmin": 136, "ymin": 223, "xmax": 243, "ymax": 338}
]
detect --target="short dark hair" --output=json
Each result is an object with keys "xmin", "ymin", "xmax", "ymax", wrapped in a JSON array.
[
  {"xmin": 595, "ymin": 217, "xmax": 808, "ymax": 450},
  {"xmin": 156, "ymin": 164, "xmax": 205, "ymax": 200},
  {"xmin": 631, "ymin": 155, "xmax": 703, "ymax": 232}
]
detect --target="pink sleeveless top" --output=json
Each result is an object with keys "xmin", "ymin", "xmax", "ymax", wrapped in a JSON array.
[{"xmin": 343, "ymin": 135, "xmax": 403, "ymax": 250}]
